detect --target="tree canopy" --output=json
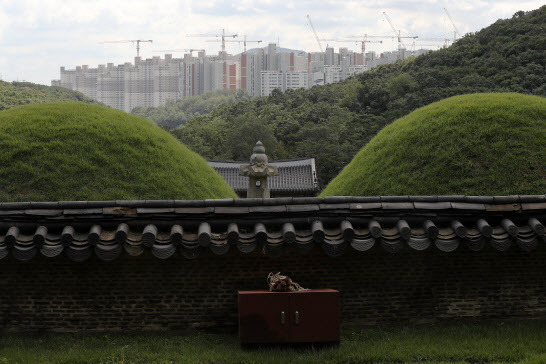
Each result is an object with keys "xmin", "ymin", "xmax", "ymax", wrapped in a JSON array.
[{"xmin": 132, "ymin": 89, "xmax": 250, "ymax": 129}]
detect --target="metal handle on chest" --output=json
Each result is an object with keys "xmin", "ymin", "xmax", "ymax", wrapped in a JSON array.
[
  {"xmin": 295, "ymin": 311, "xmax": 300, "ymax": 325},
  {"xmin": 281, "ymin": 311, "xmax": 285, "ymax": 325}
]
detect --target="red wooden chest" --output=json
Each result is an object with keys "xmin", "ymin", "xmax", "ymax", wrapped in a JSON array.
[{"xmin": 238, "ymin": 289, "xmax": 340, "ymax": 344}]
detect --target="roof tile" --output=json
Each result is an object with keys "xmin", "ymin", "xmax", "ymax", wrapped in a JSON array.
[
  {"xmin": 494, "ymin": 196, "xmax": 521, "ymax": 203},
  {"xmin": 450, "ymin": 202, "xmax": 486, "ymax": 210},
  {"xmin": 214, "ymin": 207, "xmax": 250, "ymax": 214},
  {"xmin": 522, "ymin": 202, "xmax": 546, "ymax": 210},
  {"xmin": 381, "ymin": 196, "xmax": 410, "ymax": 202},
  {"xmin": 287, "ymin": 204, "xmax": 320, "ymax": 212},
  {"xmin": 349, "ymin": 203, "xmax": 382, "ymax": 210},
  {"xmin": 174, "ymin": 207, "xmax": 215, "ymax": 214},
  {"xmin": 485, "ymin": 203, "xmax": 521, "ymax": 211},
  {"xmin": 414, "ymin": 202, "xmax": 451, "ymax": 210},
  {"xmin": 382, "ymin": 202, "xmax": 414, "ymax": 210}
]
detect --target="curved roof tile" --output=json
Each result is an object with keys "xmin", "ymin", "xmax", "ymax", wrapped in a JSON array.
[{"xmin": 0, "ymin": 195, "xmax": 544, "ymax": 261}]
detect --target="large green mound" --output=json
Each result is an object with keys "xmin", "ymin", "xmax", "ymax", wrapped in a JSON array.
[
  {"xmin": 322, "ymin": 93, "xmax": 546, "ymax": 196},
  {"xmin": 0, "ymin": 81, "xmax": 98, "ymax": 110},
  {"xmin": 0, "ymin": 102, "xmax": 236, "ymax": 201}
]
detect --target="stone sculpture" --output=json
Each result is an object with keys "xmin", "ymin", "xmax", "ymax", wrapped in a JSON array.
[{"xmin": 239, "ymin": 141, "xmax": 278, "ymax": 198}]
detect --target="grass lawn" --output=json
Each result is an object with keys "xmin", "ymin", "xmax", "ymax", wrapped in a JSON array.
[{"xmin": 1, "ymin": 321, "xmax": 546, "ymax": 363}]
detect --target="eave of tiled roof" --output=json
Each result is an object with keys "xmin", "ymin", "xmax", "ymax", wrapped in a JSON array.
[
  {"xmin": 208, "ymin": 158, "xmax": 319, "ymax": 192},
  {"xmin": 0, "ymin": 195, "xmax": 544, "ymax": 262}
]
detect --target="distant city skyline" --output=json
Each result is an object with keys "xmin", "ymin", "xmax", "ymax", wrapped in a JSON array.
[
  {"xmin": 55, "ymin": 43, "xmax": 425, "ymax": 113},
  {"xmin": 0, "ymin": 0, "xmax": 544, "ymax": 85}
]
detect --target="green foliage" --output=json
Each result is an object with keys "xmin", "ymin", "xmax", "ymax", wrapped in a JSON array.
[
  {"xmin": 1, "ymin": 321, "xmax": 546, "ymax": 363},
  {"xmin": 172, "ymin": 7, "xmax": 546, "ymax": 187},
  {"xmin": 0, "ymin": 102, "xmax": 236, "ymax": 201},
  {"xmin": 0, "ymin": 81, "xmax": 98, "ymax": 110},
  {"xmin": 132, "ymin": 89, "xmax": 250, "ymax": 129},
  {"xmin": 322, "ymin": 93, "xmax": 546, "ymax": 196},
  {"xmin": 385, "ymin": 73, "xmax": 417, "ymax": 98}
]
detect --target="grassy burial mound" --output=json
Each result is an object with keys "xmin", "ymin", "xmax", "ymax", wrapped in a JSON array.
[
  {"xmin": 0, "ymin": 102, "xmax": 237, "ymax": 201},
  {"xmin": 322, "ymin": 93, "xmax": 546, "ymax": 196}
]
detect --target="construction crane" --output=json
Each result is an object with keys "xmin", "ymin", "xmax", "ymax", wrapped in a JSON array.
[
  {"xmin": 153, "ymin": 49, "xmax": 205, "ymax": 55},
  {"xmin": 306, "ymin": 15, "xmax": 323, "ymax": 52},
  {"xmin": 321, "ymin": 38, "xmax": 382, "ymax": 54},
  {"xmin": 444, "ymin": 8, "xmax": 461, "ymax": 42},
  {"xmin": 187, "ymin": 29, "xmax": 237, "ymax": 52},
  {"xmin": 417, "ymin": 37, "xmax": 452, "ymax": 48},
  {"xmin": 382, "ymin": 12, "xmax": 418, "ymax": 53},
  {"xmin": 347, "ymin": 33, "xmax": 417, "ymax": 54},
  {"xmin": 207, "ymin": 35, "xmax": 262, "ymax": 52},
  {"xmin": 321, "ymin": 38, "xmax": 383, "ymax": 66},
  {"xmin": 100, "ymin": 40, "xmax": 153, "ymax": 57},
  {"xmin": 413, "ymin": 44, "xmax": 443, "ymax": 49},
  {"xmin": 346, "ymin": 33, "xmax": 417, "ymax": 57}
]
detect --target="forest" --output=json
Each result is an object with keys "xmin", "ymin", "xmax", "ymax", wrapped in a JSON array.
[
  {"xmin": 166, "ymin": 7, "xmax": 545, "ymax": 186},
  {"xmin": 132, "ymin": 89, "xmax": 250, "ymax": 129}
]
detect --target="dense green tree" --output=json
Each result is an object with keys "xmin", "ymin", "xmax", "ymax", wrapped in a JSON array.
[{"xmin": 132, "ymin": 89, "xmax": 250, "ymax": 129}]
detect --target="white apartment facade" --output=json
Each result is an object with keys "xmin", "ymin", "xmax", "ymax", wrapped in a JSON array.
[{"xmin": 53, "ymin": 43, "xmax": 430, "ymax": 110}]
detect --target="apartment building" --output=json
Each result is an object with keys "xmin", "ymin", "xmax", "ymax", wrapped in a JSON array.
[
  {"xmin": 55, "ymin": 56, "xmax": 180, "ymax": 112},
  {"xmin": 53, "ymin": 43, "xmax": 429, "ymax": 111},
  {"xmin": 284, "ymin": 71, "xmax": 308, "ymax": 90},
  {"xmin": 261, "ymin": 71, "xmax": 283, "ymax": 96}
]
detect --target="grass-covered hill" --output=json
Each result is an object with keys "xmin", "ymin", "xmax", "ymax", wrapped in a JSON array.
[
  {"xmin": 322, "ymin": 93, "xmax": 546, "ymax": 196},
  {"xmin": 0, "ymin": 102, "xmax": 236, "ymax": 201},
  {"xmin": 0, "ymin": 81, "xmax": 98, "ymax": 110},
  {"xmin": 173, "ymin": 6, "xmax": 545, "ymax": 186},
  {"xmin": 132, "ymin": 89, "xmax": 250, "ymax": 130}
]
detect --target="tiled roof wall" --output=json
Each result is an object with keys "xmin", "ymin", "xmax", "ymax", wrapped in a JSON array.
[
  {"xmin": 1, "ymin": 195, "xmax": 545, "ymax": 332},
  {"xmin": 0, "ymin": 195, "xmax": 544, "ymax": 262}
]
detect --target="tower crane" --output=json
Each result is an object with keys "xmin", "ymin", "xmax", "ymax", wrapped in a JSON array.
[
  {"xmin": 444, "ymin": 8, "xmax": 461, "ymax": 42},
  {"xmin": 187, "ymin": 29, "xmax": 237, "ymax": 52},
  {"xmin": 382, "ymin": 12, "xmax": 418, "ymax": 54},
  {"xmin": 153, "ymin": 49, "xmax": 205, "ymax": 55},
  {"xmin": 347, "ymin": 34, "xmax": 416, "ymax": 54},
  {"xmin": 207, "ymin": 35, "xmax": 262, "ymax": 52},
  {"xmin": 306, "ymin": 15, "xmax": 323, "ymax": 52},
  {"xmin": 417, "ymin": 37, "xmax": 452, "ymax": 48},
  {"xmin": 321, "ymin": 38, "xmax": 383, "ymax": 66},
  {"xmin": 321, "ymin": 38, "xmax": 382, "ymax": 54},
  {"xmin": 100, "ymin": 39, "xmax": 153, "ymax": 57}
]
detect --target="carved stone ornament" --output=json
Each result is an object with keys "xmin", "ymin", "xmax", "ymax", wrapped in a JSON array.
[{"xmin": 239, "ymin": 141, "xmax": 278, "ymax": 198}]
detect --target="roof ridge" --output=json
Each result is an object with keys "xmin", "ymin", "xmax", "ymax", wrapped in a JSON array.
[
  {"xmin": 0, "ymin": 195, "xmax": 544, "ymax": 210},
  {"xmin": 208, "ymin": 157, "xmax": 315, "ymax": 163}
]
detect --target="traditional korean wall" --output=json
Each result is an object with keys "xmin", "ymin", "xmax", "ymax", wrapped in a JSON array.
[{"xmin": 1, "ymin": 244, "xmax": 545, "ymax": 332}]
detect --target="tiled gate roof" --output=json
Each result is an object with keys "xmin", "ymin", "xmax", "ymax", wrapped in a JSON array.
[
  {"xmin": 0, "ymin": 195, "xmax": 544, "ymax": 261},
  {"xmin": 208, "ymin": 158, "xmax": 319, "ymax": 193}
]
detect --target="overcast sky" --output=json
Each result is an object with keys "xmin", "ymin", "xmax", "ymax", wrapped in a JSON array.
[{"xmin": 0, "ymin": 0, "xmax": 543, "ymax": 85}]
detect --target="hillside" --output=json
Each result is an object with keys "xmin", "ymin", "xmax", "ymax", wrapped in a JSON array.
[
  {"xmin": 173, "ymin": 6, "xmax": 546, "ymax": 186},
  {"xmin": 0, "ymin": 81, "xmax": 98, "ymax": 110},
  {"xmin": 132, "ymin": 89, "xmax": 250, "ymax": 129},
  {"xmin": 0, "ymin": 102, "xmax": 236, "ymax": 201},
  {"xmin": 322, "ymin": 93, "xmax": 546, "ymax": 196}
]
